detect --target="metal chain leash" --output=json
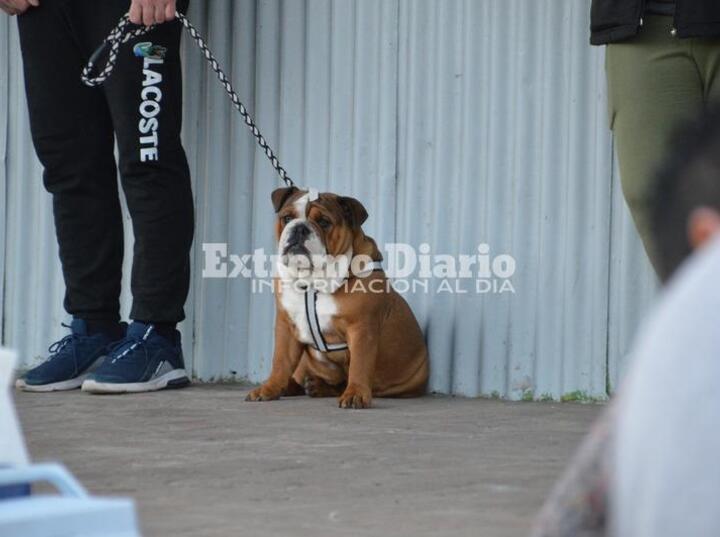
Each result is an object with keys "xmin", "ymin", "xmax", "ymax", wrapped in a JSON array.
[{"xmin": 82, "ymin": 12, "xmax": 295, "ymax": 188}]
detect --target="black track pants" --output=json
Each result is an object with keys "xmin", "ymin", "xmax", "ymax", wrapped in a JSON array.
[{"xmin": 17, "ymin": 0, "xmax": 194, "ymax": 323}]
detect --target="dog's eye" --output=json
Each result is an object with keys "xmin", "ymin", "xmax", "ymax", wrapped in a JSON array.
[
  {"xmin": 281, "ymin": 215, "xmax": 294, "ymax": 225},
  {"xmin": 316, "ymin": 217, "xmax": 332, "ymax": 230}
]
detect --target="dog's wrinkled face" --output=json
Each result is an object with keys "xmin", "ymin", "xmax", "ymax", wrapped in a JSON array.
[{"xmin": 272, "ymin": 187, "xmax": 368, "ymax": 288}]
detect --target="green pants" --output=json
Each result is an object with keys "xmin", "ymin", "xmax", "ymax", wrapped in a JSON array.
[{"xmin": 606, "ymin": 15, "xmax": 720, "ymax": 273}]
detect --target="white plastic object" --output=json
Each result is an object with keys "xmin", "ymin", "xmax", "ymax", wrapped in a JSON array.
[
  {"xmin": 0, "ymin": 348, "xmax": 29, "ymax": 466},
  {"xmin": 0, "ymin": 464, "xmax": 141, "ymax": 537}
]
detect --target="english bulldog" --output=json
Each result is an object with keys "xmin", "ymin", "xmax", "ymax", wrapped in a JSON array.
[{"xmin": 245, "ymin": 187, "xmax": 429, "ymax": 409}]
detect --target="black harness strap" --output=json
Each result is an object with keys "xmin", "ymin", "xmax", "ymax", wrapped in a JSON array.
[
  {"xmin": 304, "ymin": 262, "xmax": 384, "ymax": 353},
  {"xmin": 305, "ymin": 289, "xmax": 349, "ymax": 353}
]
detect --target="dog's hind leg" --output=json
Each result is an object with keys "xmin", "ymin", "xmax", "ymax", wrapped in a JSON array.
[
  {"xmin": 292, "ymin": 351, "xmax": 346, "ymax": 397},
  {"xmin": 285, "ymin": 352, "xmax": 312, "ymax": 396},
  {"xmin": 283, "ymin": 376, "xmax": 307, "ymax": 396},
  {"xmin": 303, "ymin": 375, "xmax": 346, "ymax": 398}
]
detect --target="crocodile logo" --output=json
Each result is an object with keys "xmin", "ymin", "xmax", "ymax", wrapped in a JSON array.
[{"xmin": 133, "ymin": 42, "xmax": 167, "ymax": 60}]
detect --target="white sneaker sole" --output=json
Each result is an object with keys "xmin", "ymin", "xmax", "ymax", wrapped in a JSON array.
[
  {"xmin": 15, "ymin": 374, "xmax": 88, "ymax": 393},
  {"xmin": 15, "ymin": 356, "xmax": 106, "ymax": 393},
  {"xmin": 81, "ymin": 369, "xmax": 190, "ymax": 394}
]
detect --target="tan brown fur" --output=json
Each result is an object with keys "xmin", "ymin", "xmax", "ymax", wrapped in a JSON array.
[{"xmin": 246, "ymin": 189, "xmax": 429, "ymax": 409}]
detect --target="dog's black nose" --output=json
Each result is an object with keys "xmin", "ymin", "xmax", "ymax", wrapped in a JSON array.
[{"xmin": 288, "ymin": 223, "xmax": 310, "ymax": 245}]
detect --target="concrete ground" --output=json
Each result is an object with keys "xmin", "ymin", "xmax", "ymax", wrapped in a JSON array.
[{"xmin": 16, "ymin": 386, "xmax": 602, "ymax": 537}]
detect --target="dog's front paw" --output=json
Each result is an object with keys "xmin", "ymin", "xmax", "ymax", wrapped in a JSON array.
[
  {"xmin": 245, "ymin": 384, "xmax": 283, "ymax": 402},
  {"xmin": 338, "ymin": 384, "xmax": 372, "ymax": 409}
]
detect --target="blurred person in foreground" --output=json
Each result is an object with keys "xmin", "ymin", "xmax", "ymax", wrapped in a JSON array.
[{"xmin": 530, "ymin": 109, "xmax": 720, "ymax": 537}]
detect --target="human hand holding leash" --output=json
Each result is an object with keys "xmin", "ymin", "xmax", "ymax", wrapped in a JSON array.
[
  {"xmin": 129, "ymin": 0, "xmax": 175, "ymax": 27},
  {"xmin": 0, "ymin": 0, "xmax": 38, "ymax": 16}
]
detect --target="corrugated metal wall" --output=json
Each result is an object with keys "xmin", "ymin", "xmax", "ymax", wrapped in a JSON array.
[{"xmin": 0, "ymin": 0, "xmax": 658, "ymax": 400}]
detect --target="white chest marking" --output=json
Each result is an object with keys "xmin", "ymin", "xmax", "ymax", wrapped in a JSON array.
[{"xmin": 280, "ymin": 285, "xmax": 338, "ymax": 348}]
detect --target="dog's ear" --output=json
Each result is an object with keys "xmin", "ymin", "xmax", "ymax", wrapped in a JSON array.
[
  {"xmin": 271, "ymin": 187, "xmax": 298, "ymax": 213},
  {"xmin": 338, "ymin": 196, "xmax": 368, "ymax": 228}
]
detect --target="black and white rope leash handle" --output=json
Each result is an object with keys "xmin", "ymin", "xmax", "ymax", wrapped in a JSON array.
[{"xmin": 82, "ymin": 12, "xmax": 295, "ymax": 188}]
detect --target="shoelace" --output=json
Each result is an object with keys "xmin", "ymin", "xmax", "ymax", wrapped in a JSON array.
[
  {"xmin": 47, "ymin": 323, "xmax": 79, "ymax": 361},
  {"xmin": 108, "ymin": 325, "xmax": 154, "ymax": 364}
]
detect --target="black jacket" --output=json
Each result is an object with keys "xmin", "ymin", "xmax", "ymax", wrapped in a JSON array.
[{"xmin": 591, "ymin": 0, "xmax": 720, "ymax": 45}]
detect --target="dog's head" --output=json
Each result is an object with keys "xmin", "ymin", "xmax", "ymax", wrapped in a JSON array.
[{"xmin": 271, "ymin": 186, "xmax": 374, "ymax": 288}]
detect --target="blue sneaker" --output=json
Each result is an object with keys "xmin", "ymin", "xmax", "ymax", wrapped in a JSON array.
[
  {"xmin": 15, "ymin": 319, "xmax": 120, "ymax": 392},
  {"xmin": 81, "ymin": 322, "xmax": 190, "ymax": 394}
]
